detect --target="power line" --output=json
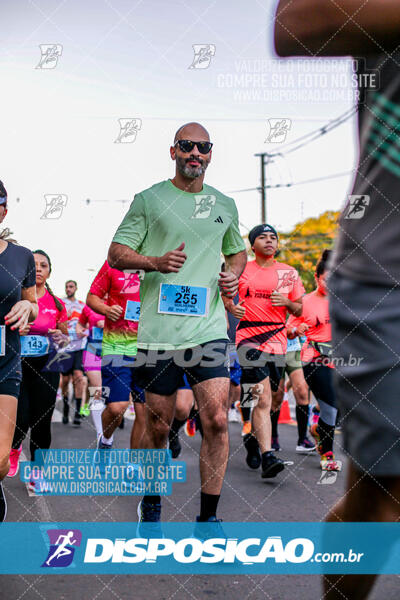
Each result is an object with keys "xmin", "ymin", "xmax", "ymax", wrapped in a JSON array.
[
  {"xmin": 230, "ymin": 170, "xmax": 353, "ymax": 194},
  {"xmin": 263, "ymin": 106, "xmax": 357, "ymax": 159},
  {"xmin": 232, "ymin": 105, "xmax": 357, "ymax": 218}
]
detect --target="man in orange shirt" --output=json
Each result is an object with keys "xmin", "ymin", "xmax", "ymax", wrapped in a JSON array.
[{"xmin": 225, "ymin": 224, "xmax": 304, "ymax": 479}]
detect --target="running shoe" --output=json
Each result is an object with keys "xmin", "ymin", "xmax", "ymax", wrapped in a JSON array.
[
  {"xmin": 118, "ymin": 417, "xmax": 125, "ymax": 430},
  {"xmin": 0, "ymin": 482, "xmax": 7, "ymax": 522},
  {"xmin": 261, "ymin": 452, "xmax": 285, "ymax": 479},
  {"xmin": 242, "ymin": 421, "xmax": 252, "ymax": 436},
  {"xmin": 296, "ymin": 438, "xmax": 316, "ymax": 454},
  {"xmin": 7, "ymin": 445, "xmax": 22, "ymax": 477},
  {"xmin": 228, "ymin": 407, "xmax": 240, "ymax": 423},
  {"xmin": 80, "ymin": 404, "xmax": 90, "ymax": 417},
  {"xmin": 193, "ymin": 516, "xmax": 226, "ymax": 541},
  {"xmin": 73, "ymin": 412, "xmax": 81, "ymax": 427},
  {"xmin": 129, "ymin": 404, "xmax": 135, "ymax": 415},
  {"xmin": 243, "ymin": 433, "xmax": 261, "ymax": 469},
  {"xmin": 29, "ymin": 473, "xmax": 50, "ymax": 495},
  {"xmin": 168, "ymin": 432, "xmax": 182, "ymax": 459},
  {"xmin": 185, "ymin": 418, "xmax": 197, "ymax": 437},
  {"xmin": 271, "ymin": 436, "xmax": 281, "ymax": 452},
  {"xmin": 320, "ymin": 451, "xmax": 341, "ymax": 471},
  {"xmin": 136, "ymin": 499, "xmax": 163, "ymax": 538},
  {"xmin": 309, "ymin": 423, "xmax": 323, "ymax": 455},
  {"xmin": 62, "ymin": 399, "xmax": 69, "ymax": 424},
  {"xmin": 96, "ymin": 435, "xmax": 113, "ymax": 450}
]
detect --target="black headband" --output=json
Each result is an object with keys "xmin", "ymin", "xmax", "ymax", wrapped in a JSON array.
[{"xmin": 248, "ymin": 224, "xmax": 278, "ymax": 246}]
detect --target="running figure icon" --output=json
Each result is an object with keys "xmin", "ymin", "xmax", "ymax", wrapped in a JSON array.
[{"xmin": 45, "ymin": 531, "xmax": 78, "ymax": 566}]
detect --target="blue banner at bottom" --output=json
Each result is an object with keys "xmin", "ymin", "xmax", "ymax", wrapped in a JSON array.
[{"xmin": 0, "ymin": 523, "xmax": 399, "ymax": 574}]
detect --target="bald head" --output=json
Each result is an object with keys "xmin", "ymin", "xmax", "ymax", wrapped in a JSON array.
[
  {"xmin": 171, "ymin": 122, "xmax": 212, "ymax": 181},
  {"xmin": 174, "ymin": 122, "xmax": 210, "ymax": 143}
]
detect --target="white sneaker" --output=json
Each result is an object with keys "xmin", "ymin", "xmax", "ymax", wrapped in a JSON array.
[
  {"xmin": 296, "ymin": 438, "xmax": 316, "ymax": 454},
  {"xmin": 228, "ymin": 408, "xmax": 240, "ymax": 423}
]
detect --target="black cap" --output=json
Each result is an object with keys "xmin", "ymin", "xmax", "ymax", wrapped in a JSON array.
[{"xmin": 248, "ymin": 224, "xmax": 278, "ymax": 246}]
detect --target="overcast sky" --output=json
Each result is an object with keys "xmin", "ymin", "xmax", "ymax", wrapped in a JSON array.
[{"xmin": 1, "ymin": 0, "xmax": 358, "ymax": 299}]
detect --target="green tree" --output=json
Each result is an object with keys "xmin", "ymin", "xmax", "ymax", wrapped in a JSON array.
[{"xmin": 278, "ymin": 210, "xmax": 340, "ymax": 292}]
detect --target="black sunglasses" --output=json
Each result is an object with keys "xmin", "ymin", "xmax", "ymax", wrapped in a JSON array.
[{"xmin": 174, "ymin": 140, "xmax": 213, "ymax": 154}]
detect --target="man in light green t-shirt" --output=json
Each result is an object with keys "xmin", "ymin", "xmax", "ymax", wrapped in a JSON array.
[{"xmin": 109, "ymin": 122, "xmax": 247, "ymax": 530}]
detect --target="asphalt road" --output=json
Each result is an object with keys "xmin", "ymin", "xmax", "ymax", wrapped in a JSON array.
[{"xmin": 2, "ymin": 402, "xmax": 398, "ymax": 600}]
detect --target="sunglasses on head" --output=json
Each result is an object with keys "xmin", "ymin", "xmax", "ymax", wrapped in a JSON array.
[{"xmin": 174, "ymin": 140, "xmax": 213, "ymax": 154}]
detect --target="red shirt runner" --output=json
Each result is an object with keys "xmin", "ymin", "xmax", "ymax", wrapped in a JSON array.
[
  {"xmin": 236, "ymin": 260, "xmax": 304, "ymax": 355},
  {"xmin": 89, "ymin": 260, "xmax": 140, "ymax": 356},
  {"xmin": 287, "ymin": 290, "xmax": 332, "ymax": 367}
]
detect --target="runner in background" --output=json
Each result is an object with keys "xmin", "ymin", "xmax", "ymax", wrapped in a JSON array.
[
  {"xmin": 61, "ymin": 280, "xmax": 87, "ymax": 427},
  {"xmin": 87, "ymin": 260, "xmax": 145, "ymax": 450},
  {"xmin": 270, "ymin": 335, "xmax": 314, "ymax": 453},
  {"xmin": 9, "ymin": 250, "xmax": 68, "ymax": 493},
  {"xmin": 287, "ymin": 250, "xmax": 339, "ymax": 471},
  {"xmin": 76, "ymin": 304, "xmax": 105, "ymax": 438},
  {"xmin": 0, "ymin": 180, "xmax": 38, "ymax": 519},
  {"xmin": 225, "ymin": 224, "xmax": 304, "ymax": 479}
]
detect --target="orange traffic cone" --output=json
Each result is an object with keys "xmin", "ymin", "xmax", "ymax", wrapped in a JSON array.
[{"xmin": 278, "ymin": 397, "xmax": 296, "ymax": 425}]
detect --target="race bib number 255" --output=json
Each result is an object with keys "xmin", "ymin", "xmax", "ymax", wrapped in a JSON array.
[{"xmin": 158, "ymin": 284, "xmax": 210, "ymax": 317}]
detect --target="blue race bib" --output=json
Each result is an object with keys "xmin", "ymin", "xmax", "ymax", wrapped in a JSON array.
[
  {"xmin": 91, "ymin": 326, "xmax": 103, "ymax": 341},
  {"xmin": 67, "ymin": 321, "xmax": 78, "ymax": 340},
  {"xmin": 158, "ymin": 284, "xmax": 210, "ymax": 317},
  {"xmin": 124, "ymin": 300, "xmax": 141, "ymax": 322},
  {"xmin": 21, "ymin": 335, "xmax": 50, "ymax": 357},
  {"xmin": 286, "ymin": 336, "xmax": 301, "ymax": 353},
  {"xmin": 0, "ymin": 325, "xmax": 5, "ymax": 356}
]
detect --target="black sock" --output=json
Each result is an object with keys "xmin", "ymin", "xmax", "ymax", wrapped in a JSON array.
[
  {"xmin": 143, "ymin": 495, "xmax": 161, "ymax": 505},
  {"xmin": 296, "ymin": 405, "xmax": 309, "ymax": 443},
  {"xmin": 63, "ymin": 396, "xmax": 69, "ymax": 404},
  {"xmin": 270, "ymin": 409, "xmax": 280, "ymax": 438},
  {"xmin": 199, "ymin": 492, "xmax": 220, "ymax": 521},
  {"xmin": 317, "ymin": 418, "xmax": 335, "ymax": 454},
  {"xmin": 75, "ymin": 398, "xmax": 81, "ymax": 415},
  {"xmin": 169, "ymin": 418, "xmax": 186, "ymax": 440},
  {"xmin": 240, "ymin": 406, "xmax": 251, "ymax": 423}
]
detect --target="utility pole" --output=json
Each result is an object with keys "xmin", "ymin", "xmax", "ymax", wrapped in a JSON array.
[{"xmin": 254, "ymin": 152, "xmax": 269, "ymax": 223}]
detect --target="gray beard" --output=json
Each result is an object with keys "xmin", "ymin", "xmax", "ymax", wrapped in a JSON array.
[{"xmin": 176, "ymin": 156, "xmax": 209, "ymax": 179}]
